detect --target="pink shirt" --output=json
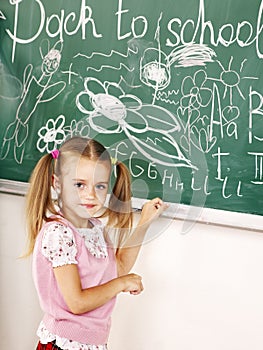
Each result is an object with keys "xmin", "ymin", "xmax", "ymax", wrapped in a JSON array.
[{"xmin": 32, "ymin": 216, "xmax": 117, "ymax": 346}]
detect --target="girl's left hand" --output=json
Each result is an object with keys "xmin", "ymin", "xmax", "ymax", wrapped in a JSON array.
[{"xmin": 139, "ymin": 197, "xmax": 169, "ymax": 227}]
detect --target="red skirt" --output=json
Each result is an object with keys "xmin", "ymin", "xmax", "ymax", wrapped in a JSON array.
[{"xmin": 36, "ymin": 341, "xmax": 62, "ymax": 350}]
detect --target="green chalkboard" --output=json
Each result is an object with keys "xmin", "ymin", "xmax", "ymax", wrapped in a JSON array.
[{"xmin": 0, "ymin": 0, "xmax": 263, "ymax": 216}]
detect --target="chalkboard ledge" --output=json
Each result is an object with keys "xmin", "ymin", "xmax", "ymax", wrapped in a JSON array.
[
  {"xmin": 0, "ymin": 179, "xmax": 29, "ymax": 196},
  {"xmin": 0, "ymin": 180, "xmax": 262, "ymax": 232},
  {"xmin": 132, "ymin": 198, "xmax": 263, "ymax": 233}
]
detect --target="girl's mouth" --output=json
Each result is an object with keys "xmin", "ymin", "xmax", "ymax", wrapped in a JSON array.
[{"xmin": 82, "ymin": 204, "xmax": 96, "ymax": 209}]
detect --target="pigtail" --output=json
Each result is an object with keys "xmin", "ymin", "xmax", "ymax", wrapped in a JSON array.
[
  {"xmin": 106, "ymin": 161, "xmax": 133, "ymax": 246},
  {"xmin": 24, "ymin": 154, "xmax": 57, "ymax": 256}
]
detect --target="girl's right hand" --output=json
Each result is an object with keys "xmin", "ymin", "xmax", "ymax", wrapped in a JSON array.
[
  {"xmin": 139, "ymin": 197, "xmax": 169, "ymax": 227},
  {"xmin": 120, "ymin": 273, "xmax": 144, "ymax": 295}
]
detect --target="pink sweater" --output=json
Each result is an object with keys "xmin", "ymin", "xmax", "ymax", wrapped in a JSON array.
[{"xmin": 32, "ymin": 217, "xmax": 117, "ymax": 345}]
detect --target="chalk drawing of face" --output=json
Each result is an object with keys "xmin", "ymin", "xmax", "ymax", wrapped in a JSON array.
[
  {"xmin": 76, "ymin": 77, "xmax": 197, "ymax": 170},
  {"xmin": 42, "ymin": 49, "xmax": 61, "ymax": 75},
  {"xmin": 140, "ymin": 48, "xmax": 171, "ymax": 91}
]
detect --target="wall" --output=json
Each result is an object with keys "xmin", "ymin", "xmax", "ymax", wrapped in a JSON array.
[
  {"xmin": 0, "ymin": 193, "xmax": 42, "ymax": 348},
  {"xmin": 1, "ymin": 192, "xmax": 263, "ymax": 350}
]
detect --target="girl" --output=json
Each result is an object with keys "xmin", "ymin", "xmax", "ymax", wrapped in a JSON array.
[{"xmin": 25, "ymin": 136, "xmax": 168, "ymax": 350}]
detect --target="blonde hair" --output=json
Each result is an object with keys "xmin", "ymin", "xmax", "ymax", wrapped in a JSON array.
[{"xmin": 25, "ymin": 137, "xmax": 133, "ymax": 256}]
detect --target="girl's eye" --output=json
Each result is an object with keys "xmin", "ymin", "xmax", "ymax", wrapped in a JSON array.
[
  {"xmin": 74, "ymin": 182, "xmax": 85, "ymax": 189},
  {"xmin": 95, "ymin": 184, "xmax": 107, "ymax": 190}
]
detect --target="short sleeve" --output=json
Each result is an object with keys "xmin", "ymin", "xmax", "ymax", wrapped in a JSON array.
[{"xmin": 41, "ymin": 222, "xmax": 78, "ymax": 268}]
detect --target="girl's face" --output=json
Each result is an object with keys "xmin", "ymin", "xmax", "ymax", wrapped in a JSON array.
[{"xmin": 55, "ymin": 156, "xmax": 111, "ymax": 228}]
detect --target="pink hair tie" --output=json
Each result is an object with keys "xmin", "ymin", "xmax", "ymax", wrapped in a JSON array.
[{"xmin": 50, "ymin": 149, "xmax": 60, "ymax": 159}]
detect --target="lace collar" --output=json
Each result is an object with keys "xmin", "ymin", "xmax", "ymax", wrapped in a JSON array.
[{"xmin": 76, "ymin": 219, "xmax": 108, "ymax": 259}]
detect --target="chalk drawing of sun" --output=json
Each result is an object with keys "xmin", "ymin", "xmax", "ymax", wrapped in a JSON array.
[{"xmin": 215, "ymin": 56, "xmax": 257, "ymax": 105}]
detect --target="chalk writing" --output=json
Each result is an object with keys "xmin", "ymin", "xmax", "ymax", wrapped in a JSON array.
[
  {"xmin": 1, "ymin": 0, "xmax": 263, "ymax": 215},
  {"xmin": 4, "ymin": 0, "xmax": 263, "ymax": 61}
]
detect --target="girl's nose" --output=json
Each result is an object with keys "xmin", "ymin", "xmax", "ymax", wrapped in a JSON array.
[{"xmin": 84, "ymin": 186, "xmax": 95, "ymax": 199}]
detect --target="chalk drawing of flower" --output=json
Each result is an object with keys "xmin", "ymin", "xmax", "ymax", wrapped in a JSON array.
[
  {"xmin": 76, "ymin": 77, "xmax": 197, "ymax": 170},
  {"xmin": 37, "ymin": 115, "xmax": 65, "ymax": 153},
  {"xmin": 77, "ymin": 77, "xmax": 142, "ymax": 116},
  {"xmin": 180, "ymin": 70, "xmax": 212, "ymax": 110},
  {"xmin": 76, "ymin": 77, "xmax": 144, "ymax": 133},
  {"xmin": 76, "ymin": 77, "xmax": 183, "ymax": 135}
]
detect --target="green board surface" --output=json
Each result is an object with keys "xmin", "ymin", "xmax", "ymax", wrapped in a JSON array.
[{"xmin": 0, "ymin": 0, "xmax": 263, "ymax": 215}]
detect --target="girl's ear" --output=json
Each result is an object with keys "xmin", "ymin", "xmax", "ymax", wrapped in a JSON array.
[{"xmin": 52, "ymin": 174, "xmax": 61, "ymax": 194}]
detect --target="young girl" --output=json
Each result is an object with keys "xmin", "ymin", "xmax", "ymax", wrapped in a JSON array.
[{"xmin": 25, "ymin": 136, "xmax": 168, "ymax": 350}]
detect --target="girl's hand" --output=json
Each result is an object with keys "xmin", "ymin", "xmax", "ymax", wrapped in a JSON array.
[
  {"xmin": 120, "ymin": 273, "xmax": 144, "ymax": 295},
  {"xmin": 139, "ymin": 197, "xmax": 169, "ymax": 227}
]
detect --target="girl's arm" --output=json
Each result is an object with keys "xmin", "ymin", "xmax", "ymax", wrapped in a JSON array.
[
  {"xmin": 53, "ymin": 265, "xmax": 143, "ymax": 315},
  {"xmin": 116, "ymin": 198, "xmax": 169, "ymax": 276}
]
